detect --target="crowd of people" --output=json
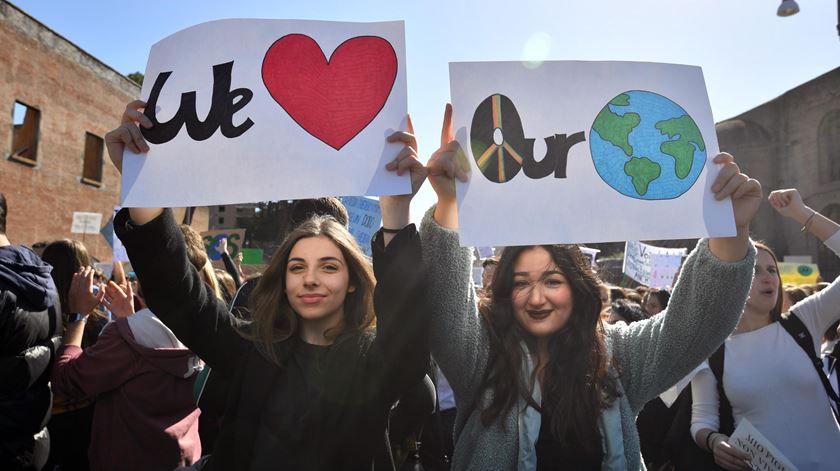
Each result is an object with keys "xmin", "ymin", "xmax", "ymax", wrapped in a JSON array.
[{"xmin": 1, "ymin": 100, "xmax": 839, "ymax": 471}]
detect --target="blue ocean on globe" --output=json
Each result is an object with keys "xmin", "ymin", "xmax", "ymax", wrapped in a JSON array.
[{"xmin": 589, "ymin": 90, "xmax": 706, "ymax": 200}]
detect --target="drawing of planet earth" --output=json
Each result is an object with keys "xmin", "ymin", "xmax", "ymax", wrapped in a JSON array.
[{"xmin": 589, "ymin": 90, "xmax": 706, "ymax": 200}]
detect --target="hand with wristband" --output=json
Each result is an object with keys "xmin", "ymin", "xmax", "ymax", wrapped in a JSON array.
[
  {"xmin": 769, "ymin": 188, "xmax": 838, "ymax": 241},
  {"xmin": 64, "ymin": 266, "xmax": 105, "ymax": 347},
  {"xmin": 380, "ymin": 114, "xmax": 428, "ymax": 246}
]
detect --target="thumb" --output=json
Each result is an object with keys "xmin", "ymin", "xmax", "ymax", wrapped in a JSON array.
[{"xmin": 407, "ymin": 114, "xmax": 415, "ymax": 135}]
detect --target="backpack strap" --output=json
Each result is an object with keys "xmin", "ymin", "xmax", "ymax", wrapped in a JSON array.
[
  {"xmin": 708, "ymin": 344, "xmax": 735, "ymax": 435},
  {"xmin": 780, "ymin": 312, "xmax": 840, "ymax": 418}
]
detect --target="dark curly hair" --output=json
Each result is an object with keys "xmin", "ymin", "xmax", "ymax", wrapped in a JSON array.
[{"xmin": 479, "ymin": 244, "xmax": 619, "ymax": 454}]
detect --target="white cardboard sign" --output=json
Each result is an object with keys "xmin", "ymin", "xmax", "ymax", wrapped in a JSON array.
[
  {"xmin": 730, "ymin": 419, "xmax": 799, "ymax": 471},
  {"xmin": 449, "ymin": 61, "xmax": 736, "ymax": 246},
  {"xmin": 71, "ymin": 212, "xmax": 103, "ymax": 234},
  {"xmin": 623, "ymin": 241, "xmax": 686, "ymax": 288},
  {"xmin": 111, "ymin": 206, "xmax": 129, "ymax": 263},
  {"xmin": 121, "ymin": 19, "xmax": 409, "ymax": 207}
]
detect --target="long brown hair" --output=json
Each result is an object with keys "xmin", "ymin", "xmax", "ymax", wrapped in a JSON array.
[
  {"xmin": 754, "ymin": 241, "xmax": 784, "ymax": 321},
  {"xmin": 480, "ymin": 244, "xmax": 619, "ymax": 453},
  {"xmin": 246, "ymin": 216, "xmax": 375, "ymax": 365},
  {"xmin": 41, "ymin": 239, "xmax": 92, "ymax": 314}
]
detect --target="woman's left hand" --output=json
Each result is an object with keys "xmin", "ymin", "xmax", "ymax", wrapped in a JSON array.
[
  {"xmin": 710, "ymin": 153, "xmax": 762, "ymax": 233},
  {"xmin": 103, "ymin": 281, "xmax": 135, "ymax": 318},
  {"xmin": 708, "ymin": 153, "xmax": 762, "ymax": 262}
]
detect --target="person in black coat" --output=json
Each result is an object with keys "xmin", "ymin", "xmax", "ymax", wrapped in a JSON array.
[
  {"xmin": 0, "ymin": 193, "xmax": 61, "ymax": 471},
  {"xmin": 106, "ymin": 100, "xmax": 430, "ymax": 470}
]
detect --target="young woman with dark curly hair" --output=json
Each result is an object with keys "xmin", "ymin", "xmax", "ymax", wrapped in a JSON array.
[{"xmin": 417, "ymin": 105, "xmax": 762, "ymax": 470}]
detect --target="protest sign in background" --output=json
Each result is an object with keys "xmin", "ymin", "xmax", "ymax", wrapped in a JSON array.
[
  {"xmin": 240, "ymin": 248, "xmax": 264, "ymax": 265},
  {"xmin": 121, "ymin": 19, "xmax": 409, "ymax": 208},
  {"xmin": 623, "ymin": 241, "xmax": 686, "ymax": 288},
  {"xmin": 201, "ymin": 229, "xmax": 246, "ymax": 268},
  {"xmin": 101, "ymin": 207, "xmax": 130, "ymax": 262},
  {"xmin": 579, "ymin": 247, "xmax": 601, "ymax": 269},
  {"xmin": 71, "ymin": 212, "xmax": 103, "ymax": 234},
  {"xmin": 340, "ymin": 196, "xmax": 381, "ymax": 257},
  {"xmin": 449, "ymin": 61, "xmax": 735, "ymax": 246},
  {"xmin": 778, "ymin": 262, "xmax": 820, "ymax": 285}
]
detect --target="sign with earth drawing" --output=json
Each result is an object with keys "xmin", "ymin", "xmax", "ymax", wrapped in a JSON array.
[{"xmin": 449, "ymin": 61, "xmax": 736, "ymax": 246}]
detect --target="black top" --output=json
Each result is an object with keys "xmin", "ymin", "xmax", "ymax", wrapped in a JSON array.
[
  {"xmin": 251, "ymin": 337, "xmax": 328, "ymax": 469},
  {"xmin": 535, "ymin": 411, "xmax": 603, "ymax": 470},
  {"xmin": 114, "ymin": 209, "xmax": 429, "ymax": 471}
]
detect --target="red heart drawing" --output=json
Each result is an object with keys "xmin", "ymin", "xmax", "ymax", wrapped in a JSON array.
[{"xmin": 262, "ymin": 34, "xmax": 398, "ymax": 150}]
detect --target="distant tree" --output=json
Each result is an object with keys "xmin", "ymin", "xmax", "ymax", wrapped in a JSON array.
[{"xmin": 127, "ymin": 72, "xmax": 144, "ymax": 85}]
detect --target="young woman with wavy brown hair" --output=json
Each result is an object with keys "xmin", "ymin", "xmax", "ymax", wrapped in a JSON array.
[
  {"xmin": 102, "ymin": 101, "xmax": 430, "ymax": 470},
  {"xmin": 417, "ymin": 105, "xmax": 762, "ymax": 470}
]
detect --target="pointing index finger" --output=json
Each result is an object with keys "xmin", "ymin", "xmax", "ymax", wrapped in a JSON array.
[{"xmin": 441, "ymin": 103, "xmax": 454, "ymax": 147}]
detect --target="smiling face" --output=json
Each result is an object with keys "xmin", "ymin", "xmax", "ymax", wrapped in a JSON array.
[
  {"xmin": 285, "ymin": 235, "xmax": 354, "ymax": 328},
  {"xmin": 511, "ymin": 246, "xmax": 574, "ymax": 339},
  {"xmin": 746, "ymin": 249, "xmax": 781, "ymax": 315}
]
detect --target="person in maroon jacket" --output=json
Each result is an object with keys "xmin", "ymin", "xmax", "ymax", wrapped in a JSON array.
[{"xmin": 50, "ymin": 225, "xmax": 214, "ymax": 471}]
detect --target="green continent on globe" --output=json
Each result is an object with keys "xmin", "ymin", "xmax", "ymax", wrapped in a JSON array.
[
  {"xmin": 610, "ymin": 94, "xmax": 631, "ymax": 106},
  {"xmin": 655, "ymin": 115, "xmax": 705, "ymax": 179},
  {"xmin": 624, "ymin": 156, "xmax": 661, "ymax": 196},
  {"xmin": 592, "ymin": 100, "xmax": 640, "ymax": 157}
]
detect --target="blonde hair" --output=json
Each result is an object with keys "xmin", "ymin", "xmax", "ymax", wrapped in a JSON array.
[
  {"xmin": 179, "ymin": 224, "xmax": 222, "ymax": 300},
  {"xmin": 246, "ymin": 216, "xmax": 375, "ymax": 365}
]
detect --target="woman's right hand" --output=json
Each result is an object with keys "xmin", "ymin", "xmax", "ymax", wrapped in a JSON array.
[
  {"xmin": 711, "ymin": 434, "xmax": 752, "ymax": 470},
  {"xmin": 426, "ymin": 104, "xmax": 469, "ymax": 229},
  {"xmin": 104, "ymin": 100, "xmax": 152, "ymax": 174},
  {"xmin": 768, "ymin": 188, "xmax": 808, "ymax": 221},
  {"xmin": 105, "ymin": 100, "xmax": 162, "ymax": 225}
]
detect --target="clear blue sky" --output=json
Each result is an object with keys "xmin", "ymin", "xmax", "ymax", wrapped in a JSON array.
[{"xmin": 13, "ymin": 0, "xmax": 840, "ymax": 220}]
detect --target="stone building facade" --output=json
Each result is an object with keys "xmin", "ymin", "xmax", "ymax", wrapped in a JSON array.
[{"xmin": 717, "ymin": 66, "xmax": 840, "ymax": 280}]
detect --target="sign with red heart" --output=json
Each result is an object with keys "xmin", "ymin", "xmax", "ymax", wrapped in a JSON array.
[
  {"xmin": 120, "ymin": 19, "xmax": 409, "ymax": 209},
  {"xmin": 262, "ymin": 34, "xmax": 397, "ymax": 150}
]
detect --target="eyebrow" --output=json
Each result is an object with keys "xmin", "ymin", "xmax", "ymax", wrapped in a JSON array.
[
  {"xmin": 288, "ymin": 256, "xmax": 344, "ymax": 264},
  {"xmin": 513, "ymin": 270, "xmax": 564, "ymax": 277}
]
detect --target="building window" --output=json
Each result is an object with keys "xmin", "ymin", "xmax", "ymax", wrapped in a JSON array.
[
  {"xmin": 218, "ymin": 217, "xmax": 225, "ymax": 224},
  {"xmin": 818, "ymin": 110, "xmax": 840, "ymax": 183},
  {"xmin": 82, "ymin": 132, "xmax": 103, "ymax": 186},
  {"xmin": 10, "ymin": 101, "xmax": 40, "ymax": 165},
  {"xmin": 218, "ymin": 205, "xmax": 226, "ymax": 212}
]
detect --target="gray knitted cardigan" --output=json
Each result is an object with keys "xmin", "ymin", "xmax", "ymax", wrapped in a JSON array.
[{"xmin": 419, "ymin": 207, "xmax": 756, "ymax": 470}]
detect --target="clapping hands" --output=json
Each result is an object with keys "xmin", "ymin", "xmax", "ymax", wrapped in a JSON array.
[
  {"xmin": 103, "ymin": 281, "xmax": 135, "ymax": 318},
  {"xmin": 68, "ymin": 266, "xmax": 105, "ymax": 315}
]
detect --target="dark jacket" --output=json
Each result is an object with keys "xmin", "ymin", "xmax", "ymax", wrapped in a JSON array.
[
  {"xmin": 114, "ymin": 209, "xmax": 428, "ymax": 470},
  {"xmin": 51, "ymin": 313, "xmax": 202, "ymax": 471},
  {"xmin": 0, "ymin": 245, "xmax": 60, "ymax": 470}
]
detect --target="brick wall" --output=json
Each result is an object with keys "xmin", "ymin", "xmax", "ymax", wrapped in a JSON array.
[{"xmin": 0, "ymin": 1, "xmax": 140, "ymax": 261}]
